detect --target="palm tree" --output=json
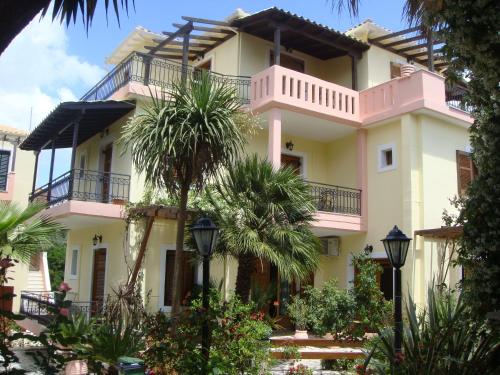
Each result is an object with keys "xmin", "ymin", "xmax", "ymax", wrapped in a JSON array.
[
  {"xmin": 0, "ymin": 0, "xmax": 131, "ymax": 56},
  {"xmin": 0, "ymin": 202, "xmax": 63, "ymax": 273},
  {"xmin": 121, "ymin": 72, "xmax": 253, "ymax": 315},
  {"xmin": 206, "ymin": 155, "xmax": 321, "ymax": 302}
]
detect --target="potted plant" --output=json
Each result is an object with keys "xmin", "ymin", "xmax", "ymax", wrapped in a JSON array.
[{"xmin": 286, "ymin": 296, "xmax": 310, "ymax": 339}]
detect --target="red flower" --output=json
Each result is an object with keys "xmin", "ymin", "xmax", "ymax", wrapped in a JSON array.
[
  {"xmin": 59, "ymin": 307, "xmax": 70, "ymax": 317},
  {"xmin": 58, "ymin": 282, "xmax": 71, "ymax": 292}
]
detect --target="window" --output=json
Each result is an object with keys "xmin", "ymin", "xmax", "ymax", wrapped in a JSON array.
[
  {"xmin": 390, "ymin": 62, "xmax": 402, "ymax": 79},
  {"xmin": 162, "ymin": 250, "xmax": 197, "ymax": 307},
  {"xmin": 0, "ymin": 150, "xmax": 10, "ymax": 191},
  {"xmin": 378, "ymin": 143, "xmax": 396, "ymax": 172},
  {"xmin": 456, "ymin": 150, "xmax": 477, "ymax": 196},
  {"xmin": 70, "ymin": 248, "xmax": 79, "ymax": 278}
]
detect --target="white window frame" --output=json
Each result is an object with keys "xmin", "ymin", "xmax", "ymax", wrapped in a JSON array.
[
  {"xmin": 69, "ymin": 246, "xmax": 80, "ymax": 280},
  {"xmin": 159, "ymin": 245, "xmax": 199, "ymax": 312},
  {"xmin": 378, "ymin": 143, "xmax": 397, "ymax": 172}
]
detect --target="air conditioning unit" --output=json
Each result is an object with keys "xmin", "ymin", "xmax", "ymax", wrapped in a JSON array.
[{"xmin": 320, "ymin": 237, "xmax": 340, "ymax": 257}]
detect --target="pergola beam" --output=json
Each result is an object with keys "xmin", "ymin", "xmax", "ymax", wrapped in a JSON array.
[
  {"xmin": 149, "ymin": 21, "xmax": 193, "ymax": 55},
  {"xmin": 146, "ymin": 41, "xmax": 212, "ymax": 49},
  {"xmin": 173, "ymin": 23, "xmax": 234, "ymax": 34},
  {"xmin": 369, "ymin": 26, "xmax": 420, "ymax": 42},
  {"xmin": 161, "ymin": 32, "xmax": 224, "ymax": 42},
  {"xmin": 181, "ymin": 16, "xmax": 230, "ymax": 27},
  {"xmin": 398, "ymin": 39, "xmax": 441, "ymax": 53},
  {"xmin": 383, "ymin": 34, "xmax": 425, "ymax": 48}
]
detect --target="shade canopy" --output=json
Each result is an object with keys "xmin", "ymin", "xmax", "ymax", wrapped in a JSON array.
[
  {"xmin": 231, "ymin": 8, "xmax": 369, "ymax": 60},
  {"xmin": 381, "ymin": 225, "xmax": 412, "ymax": 268},
  {"xmin": 191, "ymin": 217, "xmax": 219, "ymax": 257},
  {"xmin": 20, "ymin": 101, "xmax": 136, "ymax": 151}
]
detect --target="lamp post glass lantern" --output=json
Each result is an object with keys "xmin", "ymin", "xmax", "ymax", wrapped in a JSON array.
[
  {"xmin": 190, "ymin": 217, "xmax": 219, "ymax": 375},
  {"xmin": 381, "ymin": 225, "xmax": 412, "ymax": 372}
]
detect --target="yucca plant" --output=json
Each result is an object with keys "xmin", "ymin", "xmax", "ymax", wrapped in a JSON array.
[{"xmin": 365, "ymin": 286, "xmax": 500, "ymax": 374}]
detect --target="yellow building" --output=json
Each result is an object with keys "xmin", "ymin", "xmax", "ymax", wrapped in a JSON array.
[
  {"xmin": 0, "ymin": 124, "xmax": 50, "ymax": 313},
  {"xmin": 20, "ymin": 8, "xmax": 473, "ymax": 313}
]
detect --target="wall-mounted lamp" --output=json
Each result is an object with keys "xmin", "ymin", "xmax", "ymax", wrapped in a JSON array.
[
  {"xmin": 364, "ymin": 244, "xmax": 373, "ymax": 256},
  {"xmin": 285, "ymin": 140, "xmax": 294, "ymax": 151},
  {"xmin": 92, "ymin": 234, "xmax": 103, "ymax": 246}
]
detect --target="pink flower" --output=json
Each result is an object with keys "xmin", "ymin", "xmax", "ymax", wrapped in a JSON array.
[
  {"xmin": 59, "ymin": 307, "xmax": 70, "ymax": 317},
  {"xmin": 58, "ymin": 282, "xmax": 71, "ymax": 292}
]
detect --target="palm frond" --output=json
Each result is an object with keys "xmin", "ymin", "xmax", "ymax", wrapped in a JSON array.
[{"xmin": 0, "ymin": 202, "xmax": 64, "ymax": 263}]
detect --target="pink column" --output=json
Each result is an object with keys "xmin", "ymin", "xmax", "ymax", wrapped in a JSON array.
[
  {"xmin": 357, "ymin": 129, "xmax": 368, "ymax": 230},
  {"xmin": 268, "ymin": 109, "xmax": 282, "ymax": 169}
]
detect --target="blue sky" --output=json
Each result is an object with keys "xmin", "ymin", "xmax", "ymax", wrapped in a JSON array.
[{"xmin": 0, "ymin": 0, "xmax": 408, "ymax": 187}]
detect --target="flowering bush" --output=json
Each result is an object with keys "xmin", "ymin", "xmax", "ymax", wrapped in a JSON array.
[
  {"xmin": 287, "ymin": 364, "xmax": 313, "ymax": 375},
  {"xmin": 143, "ymin": 290, "xmax": 272, "ymax": 375}
]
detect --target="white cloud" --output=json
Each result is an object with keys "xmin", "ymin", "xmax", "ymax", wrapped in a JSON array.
[{"xmin": 0, "ymin": 16, "xmax": 106, "ymax": 131}]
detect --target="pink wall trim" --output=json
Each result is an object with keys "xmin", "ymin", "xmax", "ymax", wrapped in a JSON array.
[
  {"xmin": 356, "ymin": 130, "xmax": 368, "ymax": 230},
  {"xmin": 110, "ymin": 82, "xmax": 169, "ymax": 101},
  {"xmin": 313, "ymin": 211, "xmax": 363, "ymax": 232},
  {"xmin": 251, "ymin": 65, "xmax": 361, "ymax": 126},
  {"xmin": 45, "ymin": 200, "xmax": 126, "ymax": 220},
  {"xmin": 0, "ymin": 173, "xmax": 15, "ymax": 201},
  {"xmin": 268, "ymin": 109, "xmax": 282, "ymax": 168},
  {"xmin": 360, "ymin": 70, "xmax": 473, "ymax": 126}
]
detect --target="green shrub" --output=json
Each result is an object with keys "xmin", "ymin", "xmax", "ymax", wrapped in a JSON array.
[
  {"xmin": 143, "ymin": 291, "xmax": 272, "ymax": 375},
  {"xmin": 351, "ymin": 254, "xmax": 392, "ymax": 333},
  {"xmin": 286, "ymin": 295, "xmax": 310, "ymax": 331},
  {"xmin": 305, "ymin": 279, "xmax": 356, "ymax": 337}
]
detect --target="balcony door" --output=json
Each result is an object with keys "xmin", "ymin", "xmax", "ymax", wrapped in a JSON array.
[
  {"xmin": 281, "ymin": 154, "xmax": 302, "ymax": 175},
  {"xmin": 91, "ymin": 248, "xmax": 107, "ymax": 315},
  {"xmin": 100, "ymin": 144, "xmax": 112, "ymax": 203}
]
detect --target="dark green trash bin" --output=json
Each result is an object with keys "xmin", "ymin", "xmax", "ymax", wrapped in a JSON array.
[{"xmin": 116, "ymin": 356, "xmax": 145, "ymax": 375}]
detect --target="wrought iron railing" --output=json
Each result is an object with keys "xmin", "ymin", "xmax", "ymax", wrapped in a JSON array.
[
  {"xmin": 20, "ymin": 291, "xmax": 102, "ymax": 324},
  {"xmin": 30, "ymin": 169, "xmax": 130, "ymax": 206},
  {"xmin": 308, "ymin": 181, "xmax": 361, "ymax": 215},
  {"xmin": 445, "ymin": 87, "xmax": 472, "ymax": 113},
  {"xmin": 20, "ymin": 291, "xmax": 56, "ymax": 325},
  {"xmin": 80, "ymin": 52, "xmax": 252, "ymax": 103}
]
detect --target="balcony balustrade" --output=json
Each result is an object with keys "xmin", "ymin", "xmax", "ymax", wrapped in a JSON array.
[
  {"xmin": 80, "ymin": 52, "xmax": 251, "ymax": 103},
  {"xmin": 30, "ymin": 169, "xmax": 130, "ymax": 207},
  {"xmin": 308, "ymin": 181, "xmax": 361, "ymax": 216},
  {"xmin": 251, "ymin": 65, "xmax": 360, "ymax": 124}
]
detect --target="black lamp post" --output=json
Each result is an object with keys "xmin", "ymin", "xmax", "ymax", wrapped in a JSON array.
[
  {"xmin": 190, "ymin": 217, "xmax": 219, "ymax": 375},
  {"xmin": 381, "ymin": 225, "xmax": 411, "ymax": 373}
]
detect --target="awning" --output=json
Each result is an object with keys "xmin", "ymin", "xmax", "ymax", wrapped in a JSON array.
[
  {"xmin": 20, "ymin": 100, "xmax": 136, "ymax": 151},
  {"xmin": 231, "ymin": 7, "xmax": 369, "ymax": 60}
]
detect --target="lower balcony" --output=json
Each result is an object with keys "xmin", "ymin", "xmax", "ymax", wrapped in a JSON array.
[
  {"xmin": 30, "ymin": 169, "xmax": 129, "ymax": 228},
  {"xmin": 308, "ymin": 182, "xmax": 364, "ymax": 235}
]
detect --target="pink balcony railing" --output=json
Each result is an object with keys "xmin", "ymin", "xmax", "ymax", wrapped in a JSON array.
[
  {"xmin": 360, "ymin": 70, "xmax": 473, "ymax": 125},
  {"xmin": 251, "ymin": 65, "xmax": 360, "ymax": 125}
]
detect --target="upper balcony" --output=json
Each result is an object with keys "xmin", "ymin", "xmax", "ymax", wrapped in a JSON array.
[
  {"xmin": 250, "ymin": 66, "xmax": 473, "ymax": 129},
  {"xmin": 81, "ymin": 52, "xmax": 252, "ymax": 104}
]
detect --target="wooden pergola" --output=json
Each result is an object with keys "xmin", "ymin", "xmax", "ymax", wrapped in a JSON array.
[
  {"xmin": 369, "ymin": 26, "xmax": 447, "ymax": 72},
  {"xmin": 143, "ymin": 8, "xmax": 369, "ymax": 90},
  {"xmin": 414, "ymin": 226, "xmax": 463, "ymax": 240}
]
